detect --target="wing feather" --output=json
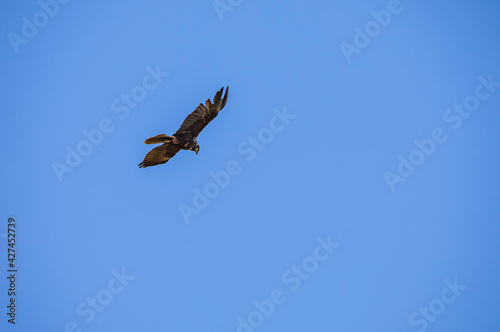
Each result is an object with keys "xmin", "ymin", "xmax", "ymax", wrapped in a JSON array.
[
  {"xmin": 138, "ymin": 143, "xmax": 181, "ymax": 168},
  {"xmin": 175, "ymin": 86, "xmax": 229, "ymax": 138}
]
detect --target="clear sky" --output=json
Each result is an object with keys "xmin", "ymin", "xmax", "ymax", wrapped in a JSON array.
[{"xmin": 1, "ymin": 0, "xmax": 499, "ymax": 331}]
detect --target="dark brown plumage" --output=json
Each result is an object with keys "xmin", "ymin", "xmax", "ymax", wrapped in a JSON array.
[{"xmin": 138, "ymin": 86, "xmax": 229, "ymax": 168}]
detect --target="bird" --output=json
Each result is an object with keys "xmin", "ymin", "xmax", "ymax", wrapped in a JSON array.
[{"xmin": 138, "ymin": 86, "xmax": 229, "ymax": 168}]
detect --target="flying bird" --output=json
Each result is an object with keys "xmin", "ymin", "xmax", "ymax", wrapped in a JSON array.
[{"xmin": 138, "ymin": 86, "xmax": 229, "ymax": 168}]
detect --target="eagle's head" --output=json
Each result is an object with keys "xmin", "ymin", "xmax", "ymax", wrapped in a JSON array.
[{"xmin": 193, "ymin": 143, "xmax": 200, "ymax": 154}]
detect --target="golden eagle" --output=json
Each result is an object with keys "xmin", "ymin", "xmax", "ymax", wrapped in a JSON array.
[{"xmin": 138, "ymin": 86, "xmax": 229, "ymax": 168}]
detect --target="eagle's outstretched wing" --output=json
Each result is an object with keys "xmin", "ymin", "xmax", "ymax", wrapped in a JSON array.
[
  {"xmin": 175, "ymin": 86, "xmax": 229, "ymax": 139},
  {"xmin": 138, "ymin": 144, "xmax": 181, "ymax": 168}
]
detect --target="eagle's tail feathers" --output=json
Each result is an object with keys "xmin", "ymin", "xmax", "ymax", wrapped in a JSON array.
[{"xmin": 144, "ymin": 134, "xmax": 174, "ymax": 144}]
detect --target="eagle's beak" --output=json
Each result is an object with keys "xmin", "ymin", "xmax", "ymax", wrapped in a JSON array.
[{"xmin": 195, "ymin": 147, "xmax": 199, "ymax": 154}]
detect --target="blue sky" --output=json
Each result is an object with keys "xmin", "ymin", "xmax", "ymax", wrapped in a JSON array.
[{"xmin": 1, "ymin": 0, "xmax": 500, "ymax": 331}]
